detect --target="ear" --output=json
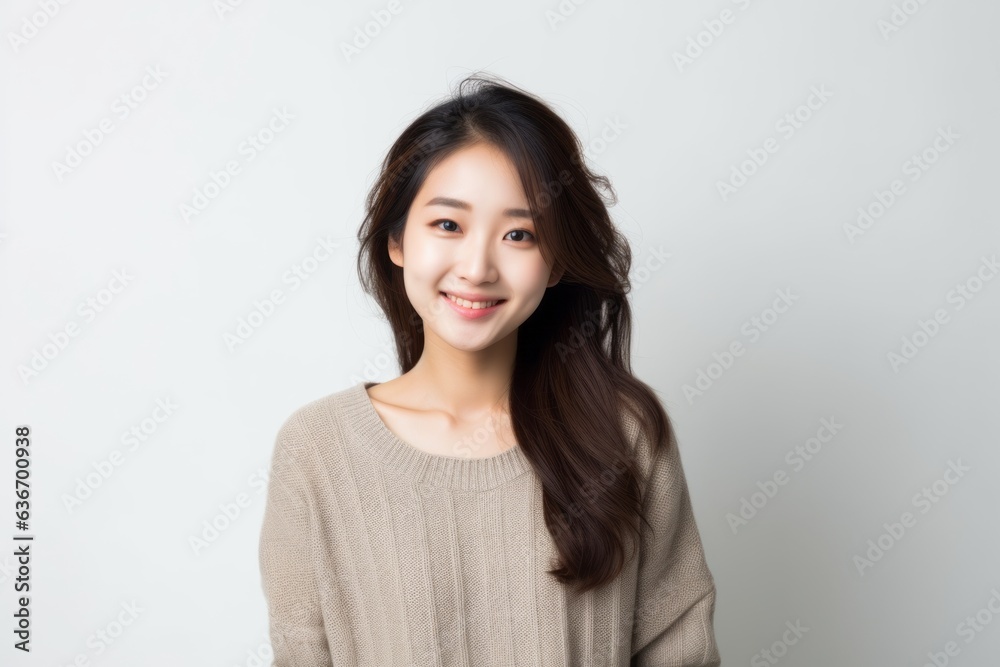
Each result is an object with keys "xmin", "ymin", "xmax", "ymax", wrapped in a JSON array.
[
  {"xmin": 388, "ymin": 233, "xmax": 403, "ymax": 268},
  {"xmin": 546, "ymin": 266, "xmax": 564, "ymax": 288}
]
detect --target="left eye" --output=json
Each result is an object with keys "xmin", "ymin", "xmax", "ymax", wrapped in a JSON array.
[{"xmin": 505, "ymin": 229, "xmax": 535, "ymax": 242}]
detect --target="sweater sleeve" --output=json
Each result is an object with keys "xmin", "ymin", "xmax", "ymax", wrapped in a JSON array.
[
  {"xmin": 258, "ymin": 419, "xmax": 333, "ymax": 667},
  {"xmin": 630, "ymin": 431, "xmax": 721, "ymax": 667}
]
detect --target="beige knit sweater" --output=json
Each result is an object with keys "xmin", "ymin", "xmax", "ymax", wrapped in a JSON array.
[{"xmin": 258, "ymin": 381, "xmax": 721, "ymax": 666}]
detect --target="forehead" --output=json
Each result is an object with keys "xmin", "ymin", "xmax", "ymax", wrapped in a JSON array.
[{"xmin": 417, "ymin": 143, "xmax": 528, "ymax": 207}]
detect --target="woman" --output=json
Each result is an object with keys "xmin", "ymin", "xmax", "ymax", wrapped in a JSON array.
[{"xmin": 259, "ymin": 73, "xmax": 721, "ymax": 666}]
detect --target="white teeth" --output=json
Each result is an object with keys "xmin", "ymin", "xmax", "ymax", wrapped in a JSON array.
[{"xmin": 446, "ymin": 294, "xmax": 500, "ymax": 309}]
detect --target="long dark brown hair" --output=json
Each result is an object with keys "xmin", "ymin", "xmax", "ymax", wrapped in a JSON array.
[{"xmin": 356, "ymin": 73, "xmax": 674, "ymax": 594}]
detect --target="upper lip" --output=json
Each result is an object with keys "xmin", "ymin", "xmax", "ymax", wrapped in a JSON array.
[{"xmin": 441, "ymin": 290, "xmax": 506, "ymax": 302}]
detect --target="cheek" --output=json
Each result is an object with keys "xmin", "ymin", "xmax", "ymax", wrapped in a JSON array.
[
  {"xmin": 402, "ymin": 237, "xmax": 448, "ymax": 282},
  {"xmin": 511, "ymin": 259, "xmax": 554, "ymax": 299}
]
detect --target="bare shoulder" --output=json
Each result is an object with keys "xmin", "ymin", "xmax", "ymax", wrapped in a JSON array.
[{"xmin": 365, "ymin": 376, "xmax": 411, "ymax": 409}]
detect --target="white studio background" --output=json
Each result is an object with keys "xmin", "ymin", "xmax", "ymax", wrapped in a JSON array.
[{"xmin": 2, "ymin": 0, "xmax": 999, "ymax": 665}]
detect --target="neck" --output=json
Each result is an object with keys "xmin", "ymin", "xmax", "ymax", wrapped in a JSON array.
[{"xmin": 403, "ymin": 331, "xmax": 516, "ymax": 418}]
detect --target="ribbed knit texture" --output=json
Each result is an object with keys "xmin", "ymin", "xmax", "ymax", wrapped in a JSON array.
[{"xmin": 258, "ymin": 381, "xmax": 721, "ymax": 666}]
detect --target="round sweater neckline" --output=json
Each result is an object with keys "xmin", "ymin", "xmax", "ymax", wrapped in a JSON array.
[{"xmin": 338, "ymin": 381, "xmax": 531, "ymax": 490}]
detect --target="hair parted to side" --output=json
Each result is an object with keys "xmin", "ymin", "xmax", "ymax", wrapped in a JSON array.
[{"xmin": 356, "ymin": 72, "xmax": 675, "ymax": 594}]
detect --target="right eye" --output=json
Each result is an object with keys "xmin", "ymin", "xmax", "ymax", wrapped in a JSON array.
[{"xmin": 433, "ymin": 219, "xmax": 459, "ymax": 232}]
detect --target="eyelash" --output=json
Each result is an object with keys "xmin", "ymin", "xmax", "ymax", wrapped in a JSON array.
[{"xmin": 433, "ymin": 219, "xmax": 536, "ymax": 243}]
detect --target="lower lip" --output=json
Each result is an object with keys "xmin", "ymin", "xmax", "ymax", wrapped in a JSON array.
[{"xmin": 441, "ymin": 292, "xmax": 506, "ymax": 319}]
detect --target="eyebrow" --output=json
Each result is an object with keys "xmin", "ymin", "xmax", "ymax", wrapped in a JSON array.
[{"xmin": 423, "ymin": 196, "xmax": 533, "ymax": 221}]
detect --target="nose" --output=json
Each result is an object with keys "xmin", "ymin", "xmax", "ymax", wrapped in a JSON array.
[{"xmin": 454, "ymin": 229, "xmax": 499, "ymax": 284}]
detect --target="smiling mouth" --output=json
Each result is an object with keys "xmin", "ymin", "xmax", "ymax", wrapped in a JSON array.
[{"xmin": 440, "ymin": 292, "xmax": 507, "ymax": 309}]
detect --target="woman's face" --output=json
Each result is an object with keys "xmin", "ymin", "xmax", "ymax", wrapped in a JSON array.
[{"xmin": 389, "ymin": 142, "xmax": 563, "ymax": 354}]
